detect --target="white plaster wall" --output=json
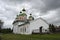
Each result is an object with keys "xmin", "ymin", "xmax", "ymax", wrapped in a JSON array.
[
  {"xmin": 13, "ymin": 23, "xmax": 31, "ymax": 34},
  {"xmin": 29, "ymin": 18, "xmax": 49, "ymax": 34},
  {"xmin": 13, "ymin": 24, "xmax": 18, "ymax": 34}
]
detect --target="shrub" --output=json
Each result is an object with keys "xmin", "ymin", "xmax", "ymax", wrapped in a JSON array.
[
  {"xmin": 0, "ymin": 36, "xmax": 2, "ymax": 40},
  {"xmin": 0, "ymin": 28, "xmax": 13, "ymax": 34}
]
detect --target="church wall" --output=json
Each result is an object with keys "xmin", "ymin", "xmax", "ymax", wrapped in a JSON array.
[
  {"xmin": 18, "ymin": 26, "xmax": 24, "ymax": 34},
  {"xmin": 13, "ymin": 18, "xmax": 49, "ymax": 34},
  {"xmin": 13, "ymin": 22, "xmax": 22, "ymax": 34},
  {"xmin": 15, "ymin": 23, "xmax": 31, "ymax": 34},
  {"xmin": 29, "ymin": 18, "xmax": 49, "ymax": 34},
  {"xmin": 22, "ymin": 24, "xmax": 31, "ymax": 34},
  {"xmin": 13, "ymin": 24, "xmax": 19, "ymax": 34}
]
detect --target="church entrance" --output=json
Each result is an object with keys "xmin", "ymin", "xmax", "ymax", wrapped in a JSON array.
[{"xmin": 39, "ymin": 26, "xmax": 43, "ymax": 34}]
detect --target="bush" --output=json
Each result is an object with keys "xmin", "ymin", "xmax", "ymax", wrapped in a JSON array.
[
  {"xmin": 0, "ymin": 28, "xmax": 13, "ymax": 34},
  {"xmin": 0, "ymin": 36, "xmax": 2, "ymax": 40}
]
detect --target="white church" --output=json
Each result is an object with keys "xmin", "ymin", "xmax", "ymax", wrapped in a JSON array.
[{"xmin": 13, "ymin": 8, "xmax": 49, "ymax": 35}]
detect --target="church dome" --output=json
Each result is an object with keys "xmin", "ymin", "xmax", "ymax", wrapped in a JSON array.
[
  {"xmin": 29, "ymin": 14, "xmax": 34, "ymax": 20},
  {"xmin": 19, "ymin": 8, "xmax": 27, "ymax": 16},
  {"xmin": 19, "ymin": 13, "xmax": 27, "ymax": 16},
  {"xmin": 22, "ymin": 8, "xmax": 26, "ymax": 11}
]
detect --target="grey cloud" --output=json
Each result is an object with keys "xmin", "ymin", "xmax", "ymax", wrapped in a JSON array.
[
  {"xmin": 0, "ymin": 0, "xmax": 60, "ymax": 28},
  {"xmin": 41, "ymin": 0, "xmax": 60, "ymax": 12},
  {"xmin": 29, "ymin": 0, "xmax": 60, "ymax": 13}
]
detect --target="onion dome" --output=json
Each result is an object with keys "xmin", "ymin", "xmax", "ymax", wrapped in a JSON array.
[
  {"xmin": 19, "ymin": 13, "xmax": 27, "ymax": 16},
  {"xmin": 20, "ymin": 11, "xmax": 22, "ymax": 13},
  {"xmin": 29, "ymin": 14, "xmax": 34, "ymax": 20},
  {"xmin": 22, "ymin": 8, "xmax": 26, "ymax": 11},
  {"xmin": 19, "ymin": 11, "xmax": 27, "ymax": 16}
]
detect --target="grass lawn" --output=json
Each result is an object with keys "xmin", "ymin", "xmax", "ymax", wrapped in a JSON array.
[{"xmin": 0, "ymin": 33, "xmax": 60, "ymax": 40}]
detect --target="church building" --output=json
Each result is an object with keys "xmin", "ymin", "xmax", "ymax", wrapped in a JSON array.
[{"xmin": 13, "ymin": 8, "xmax": 49, "ymax": 35}]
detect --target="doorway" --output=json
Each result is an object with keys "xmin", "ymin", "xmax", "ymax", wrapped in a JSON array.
[{"xmin": 39, "ymin": 26, "xmax": 43, "ymax": 33}]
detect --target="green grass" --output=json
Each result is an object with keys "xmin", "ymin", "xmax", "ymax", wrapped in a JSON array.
[{"xmin": 0, "ymin": 33, "xmax": 60, "ymax": 40}]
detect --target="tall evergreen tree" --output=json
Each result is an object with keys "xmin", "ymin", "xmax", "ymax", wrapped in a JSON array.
[
  {"xmin": 49, "ymin": 24, "xmax": 52, "ymax": 32},
  {"xmin": 51, "ymin": 24, "xmax": 56, "ymax": 33},
  {"xmin": 49, "ymin": 24, "xmax": 56, "ymax": 33}
]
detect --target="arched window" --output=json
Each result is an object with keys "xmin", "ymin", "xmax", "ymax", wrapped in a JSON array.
[
  {"xmin": 20, "ymin": 28, "xmax": 22, "ymax": 32},
  {"xmin": 22, "ymin": 27, "xmax": 26, "ymax": 33}
]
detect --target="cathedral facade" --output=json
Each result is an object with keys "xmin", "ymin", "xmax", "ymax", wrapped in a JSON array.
[{"xmin": 13, "ymin": 8, "xmax": 49, "ymax": 35}]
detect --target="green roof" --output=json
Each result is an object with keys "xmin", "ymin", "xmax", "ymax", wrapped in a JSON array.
[
  {"xmin": 18, "ymin": 21, "xmax": 30, "ymax": 27},
  {"xmin": 29, "ymin": 16, "xmax": 33, "ymax": 18},
  {"xmin": 19, "ymin": 13, "xmax": 27, "ymax": 16},
  {"xmin": 29, "ymin": 16, "xmax": 34, "ymax": 20}
]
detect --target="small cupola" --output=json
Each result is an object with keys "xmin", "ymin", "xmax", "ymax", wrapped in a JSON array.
[
  {"xmin": 29, "ymin": 14, "xmax": 34, "ymax": 21},
  {"xmin": 20, "ymin": 11, "xmax": 22, "ymax": 13},
  {"xmin": 22, "ymin": 8, "xmax": 26, "ymax": 11}
]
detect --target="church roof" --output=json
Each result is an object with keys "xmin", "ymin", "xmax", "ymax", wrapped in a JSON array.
[
  {"xmin": 39, "ymin": 18, "xmax": 49, "ymax": 24},
  {"xmin": 13, "ymin": 20, "xmax": 29, "ymax": 24},
  {"xmin": 13, "ymin": 20, "xmax": 24, "ymax": 24},
  {"xmin": 30, "ymin": 17, "xmax": 49, "ymax": 25},
  {"xmin": 18, "ymin": 21, "xmax": 30, "ymax": 27}
]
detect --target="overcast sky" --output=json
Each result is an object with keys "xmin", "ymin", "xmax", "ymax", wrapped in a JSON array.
[{"xmin": 0, "ymin": 0, "xmax": 60, "ymax": 28}]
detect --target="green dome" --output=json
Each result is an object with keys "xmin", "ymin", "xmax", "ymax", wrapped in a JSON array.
[
  {"xmin": 29, "ymin": 16, "xmax": 33, "ymax": 18},
  {"xmin": 29, "ymin": 16, "xmax": 34, "ymax": 20},
  {"xmin": 19, "ymin": 13, "xmax": 27, "ymax": 16}
]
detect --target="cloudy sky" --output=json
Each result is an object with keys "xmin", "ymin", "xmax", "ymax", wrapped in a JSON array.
[{"xmin": 0, "ymin": 0, "xmax": 60, "ymax": 28}]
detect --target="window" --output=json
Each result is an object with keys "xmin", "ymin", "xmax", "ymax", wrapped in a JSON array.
[
  {"xmin": 20, "ymin": 17, "xmax": 21, "ymax": 20},
  {"xmin": 25, "ymin": 27, "xmax": 26, "ymax": 32},
  {"xmin": 20, "ymin": 28, "xmax": 22, "ymax": 32},
  {"xmin": 23, "ymin": 27, "xmax": 26, "ymax": 33}
]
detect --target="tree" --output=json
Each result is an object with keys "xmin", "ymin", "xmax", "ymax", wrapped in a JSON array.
[
  {"xmin": 49, "ymin": 24, "xmax": 52, "ymax": 32},
  {"xmin": 49, "ymin": 24, "xmax": 56, "ymax": 33},
  {"xmin": 0, "ymin": 20, "xmax": 4, "ymax": 29},
  {"xmin": 51, "ymin": 24, "xmax": 56, "ymax": 32}
]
